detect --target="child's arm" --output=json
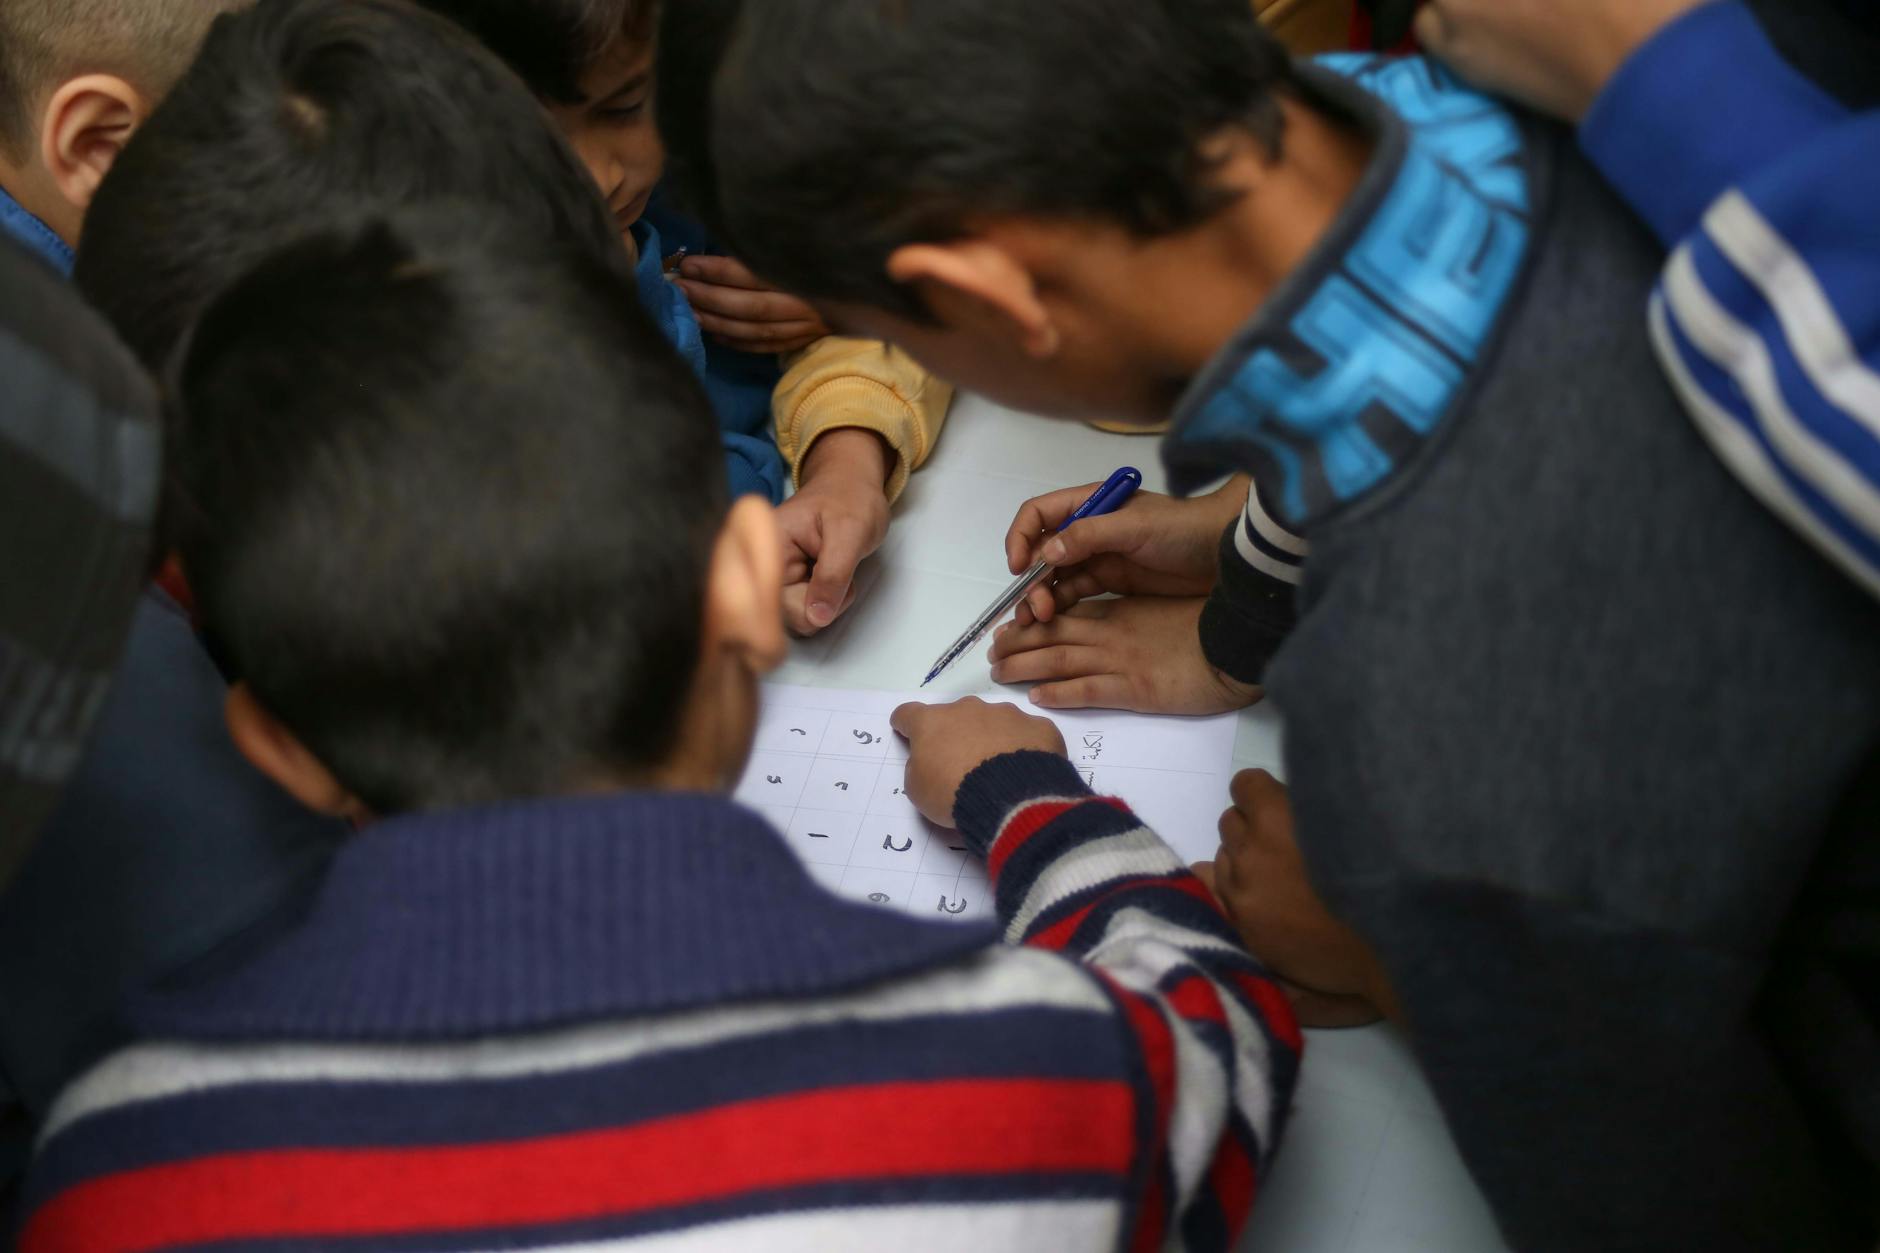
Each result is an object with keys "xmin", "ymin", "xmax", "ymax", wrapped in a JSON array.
[
  {"xmin": 771, "ymin": 339, "xmax": 955, "ymax": 633},
  {"xmin": 1000, "ymin": 478, "xmax": 1251, "ymax": 627},
  {"xmin": 1429, "ymin": 1, "xmax": 1880, "ymax": 596},
  {"xmin": 985, "ymin": 478, "xmax": 1294, "ymax": 711},
  {"xmin": 774, "ymin": 337, "xmax": 953, "ymax": 504},
  {"xmin": 1575, "ymin": 3, "xmax": 1880, "ymax": 598},
  {"xmin": 1194, "ymin": 769, "xmax": 1400, "ymax": 1028},
  {"xmin": 893, "ymin": 698, "xmax": 1302, "ymax": 1249}
]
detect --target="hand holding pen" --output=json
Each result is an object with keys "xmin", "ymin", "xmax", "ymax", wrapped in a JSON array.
[
  {"xmin": 922, "ymin": 467, "xmax": 1142, "ymax": 687},
  {"xmin": 1000, "ymin": 475, "xmax": 1251, "ymax": 627}
]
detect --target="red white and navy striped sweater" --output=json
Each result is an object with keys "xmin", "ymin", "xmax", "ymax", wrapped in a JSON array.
[{"xmin": 20, "ymin": 751, "xmax": 1300, "ymax": 1253}]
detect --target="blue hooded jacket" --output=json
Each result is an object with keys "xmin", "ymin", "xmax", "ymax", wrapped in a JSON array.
[{"xmin": 631, "ymin": 208, "xmax": 787, "ymax": 504}]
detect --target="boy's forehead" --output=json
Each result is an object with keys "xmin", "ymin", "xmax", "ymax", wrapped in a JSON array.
[{"xmin": 580, "ymin": 34, "xmax": 654, "ymax": 97}]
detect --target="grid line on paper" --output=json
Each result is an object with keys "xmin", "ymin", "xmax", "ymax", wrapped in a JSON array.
[
  {"xmin": 734, "ymin": 683, "xmax": 1245, "ymax": 920},
  {"xmin": 734, "ymin": 700, "xmax": 993, "ymax": 923}
]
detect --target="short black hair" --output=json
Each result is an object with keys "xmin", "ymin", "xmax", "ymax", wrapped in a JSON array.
[
  {"xmin": 658, "ymin": 0, "xmax": 1297, "ymax": 318},
  {"xmin": 74, "ymin": 0, "xmax": 626, "ymax": 376},
  {"xmin": 0, "ymin": 0, "xmax": 248, "ymax": 157},
  {"xmin": 170, "ymin": 212, "xmax": 726, "ymax": 814},
  {"xmin": 408, "ymin": 0, "xmax": 654, "ymax": 104}
]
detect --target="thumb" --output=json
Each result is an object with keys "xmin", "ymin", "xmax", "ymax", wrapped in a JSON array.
[
  {"xmin": 890, "ymin": 701, "xmax": 930, "ymax": 741},
  {"xmin": 805, "ymin": 517, "xmax": 869, "ymax": 629},
  {"xmin": 1039, "ymin": 512, "xmax": 1150, "ymax": 568}
]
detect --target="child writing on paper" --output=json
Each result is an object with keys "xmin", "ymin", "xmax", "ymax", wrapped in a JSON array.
[
  {"xmin": 407, "ymin": 0, "xmax": 953, "ymax": 636},
  {"xmin": 19, "ymin": 197, "xmax": 1300, "ymax": 1250},
  {"xmin": 658, "ymin": 0, "xmax": 1880, "ymax": 1246}
]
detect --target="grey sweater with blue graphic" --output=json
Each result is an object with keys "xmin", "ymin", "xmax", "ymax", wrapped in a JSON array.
[{"xmin": 1175, "ymin": 57, "xmax": 1880, "ymax": 1251}]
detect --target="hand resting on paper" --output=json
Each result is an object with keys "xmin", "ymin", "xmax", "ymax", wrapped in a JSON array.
[
  {"xmin": 988, "ymin": 595, "xmax": 1260, "ymax": 715},
  {"xmin": 1193, "ymin": 769, "xmax": 1400, "ymax": 1029},
  {"xmin": 890, "ymin": 697, "xmax": 1067, "ymax": 828}
]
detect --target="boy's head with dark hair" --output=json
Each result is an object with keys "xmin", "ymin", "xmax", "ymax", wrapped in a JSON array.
[
  {"xmin": 658, "ymin": 0, "xmax": 1346, "ymax": 426},
  {"xmin": 0, "ymin": 0, "xmax": 250, "ymax": 247},
  {"xmin": 409, "ymin": 0, "xmax": 664, "ymax": 243},
  {"xmin": 177, "ymin": 212, "xmax": 787, "ymax": 817},
  {"xmin": 75, "ymin": 0, "xmax": 625, "ymax": 374}
]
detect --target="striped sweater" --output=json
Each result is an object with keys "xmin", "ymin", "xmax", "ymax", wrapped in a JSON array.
[
  {"xmin": 1581, "ymin": 1, "xmax": 1880, "ymax": 599},
  {"xmin": 19, "ymin": 752, "xmax": 1299, "ymax": 1253}
]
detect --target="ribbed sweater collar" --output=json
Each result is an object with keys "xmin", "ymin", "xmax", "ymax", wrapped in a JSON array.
[{"xmin": 135, "ymin": 791, "xmax": 996, "ymax": 1041}]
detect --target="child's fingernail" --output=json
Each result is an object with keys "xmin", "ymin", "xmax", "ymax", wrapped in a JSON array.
[
  {"xmin": 1042, "ymin": 539, "xmax": 1067, "ymax": 564},
  {"xmin": 808, "ymin": 601, "xmax": 834, "ymax": 627}
]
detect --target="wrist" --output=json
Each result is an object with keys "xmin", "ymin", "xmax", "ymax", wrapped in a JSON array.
[
  {"xmin": 952, "ymin": 750, "xmax": 1087, "ymax": 857},
  {"xmin": 1581, "ymin": 1, "xmax": 1838, "ymax": 245},
  {"xmin": 1207, "ymin": 664, "xmax": 1263, "ymax": 713},
  {"xmin": 1568, "ymin": 0, "xmax": 1708, "ymax": 119},
  {"xmin": 800, "ymin": 427, "xmax": 893, "ymax": 492}
]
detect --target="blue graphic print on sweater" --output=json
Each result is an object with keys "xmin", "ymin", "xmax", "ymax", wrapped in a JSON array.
[{"xmin": 1165, "ymin": 56, "xmax": 1535, "ymax": 527}]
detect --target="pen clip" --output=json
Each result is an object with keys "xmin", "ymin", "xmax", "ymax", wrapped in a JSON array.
[{"xmin": 1065, "ymin": 467, "xmax": 1143, "ymax": 529}]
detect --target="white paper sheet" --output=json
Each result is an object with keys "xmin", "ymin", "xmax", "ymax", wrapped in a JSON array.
[
  {"xmin": 734, "ymin": 682, "xmax": 1240, "ymax": 922},
  {"xmin": 770, "ymin": 394, "xmax": 1505, "ymax": 1250}
]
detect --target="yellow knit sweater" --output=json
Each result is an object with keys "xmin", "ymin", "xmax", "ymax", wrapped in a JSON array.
[{"xmin": 774, "ymin": 338, "xmax": 953, "ymax": 503}]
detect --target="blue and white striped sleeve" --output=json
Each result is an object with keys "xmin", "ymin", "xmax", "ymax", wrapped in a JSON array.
[{"xmin": 1582, "ymin": 1, "xmax": 1880, "ymax": 598}]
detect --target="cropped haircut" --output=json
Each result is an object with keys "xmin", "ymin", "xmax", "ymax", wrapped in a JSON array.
[
  {"xmin": 74, "ymin": 0, "xmax": 625, "ymax": 375},
  {"xmin": 0, "ymin": 0, "xmax": 249, "ymax": 156},
  {"xmin": 408, "ymin": 0, "xmax": 655, "ymax": 103},
  {"xmin": 658, "ymin": 0, "xmax": 1298, "ymax": 319},
  {"xmin": 170, "ymin": 213, "xmax": 727, "ymax": 814}
]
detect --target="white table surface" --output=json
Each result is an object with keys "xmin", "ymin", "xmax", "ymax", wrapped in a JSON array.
[{"xmin": 776, "ymin": 392, "xmax": 1510, "ymax": 1253}]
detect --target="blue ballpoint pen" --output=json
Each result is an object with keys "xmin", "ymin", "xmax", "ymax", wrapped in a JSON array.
[{"xmin": 920, "ymin": 467, "xmax": 1144, "ymax": 687}]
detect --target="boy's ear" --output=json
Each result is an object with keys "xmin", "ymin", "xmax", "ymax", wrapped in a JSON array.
[
  {"xmin": 225, "ymin": 684, "xmax": 367, "ymax": 822},
  {"xmin": 887, "ymin": 240, "xmax": 1062, "ymax": 358},
  {"xmin": 703, "ymin": 496, "xmax": 788, "ymax": 677},
  {"xmin": 40, "ymin": 74, "xmax": 147, "ymax": 218}
]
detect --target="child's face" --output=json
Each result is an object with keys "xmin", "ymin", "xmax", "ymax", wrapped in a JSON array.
[{"xmin": 546, "ymin": 36, "xmax": 664, "ymax": 244}]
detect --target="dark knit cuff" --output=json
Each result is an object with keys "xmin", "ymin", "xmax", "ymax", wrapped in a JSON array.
[
  {"xmin": 1199, "ymin": 523, "xmax": 1299, "ymax": 686},
  {"xmin": 952, "ymin": 751, "xmax": 1095, "ymax": 859}
]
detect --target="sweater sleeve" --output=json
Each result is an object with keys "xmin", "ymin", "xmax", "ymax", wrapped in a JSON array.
[
  {"xmin": 774, "ymin": 337, "xmax": 953, "ymax": 503},
  {"xmin": 1581, "ymin": 2, "xmax": 1880, "ymax": 598},
  {"xmin": 952, "ymin": 751, "xmax": 1301, "ymax": 1251},
  {"xmin": 1198, "ymin": 481, "xmax": 1307, "ymax": 685}
]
